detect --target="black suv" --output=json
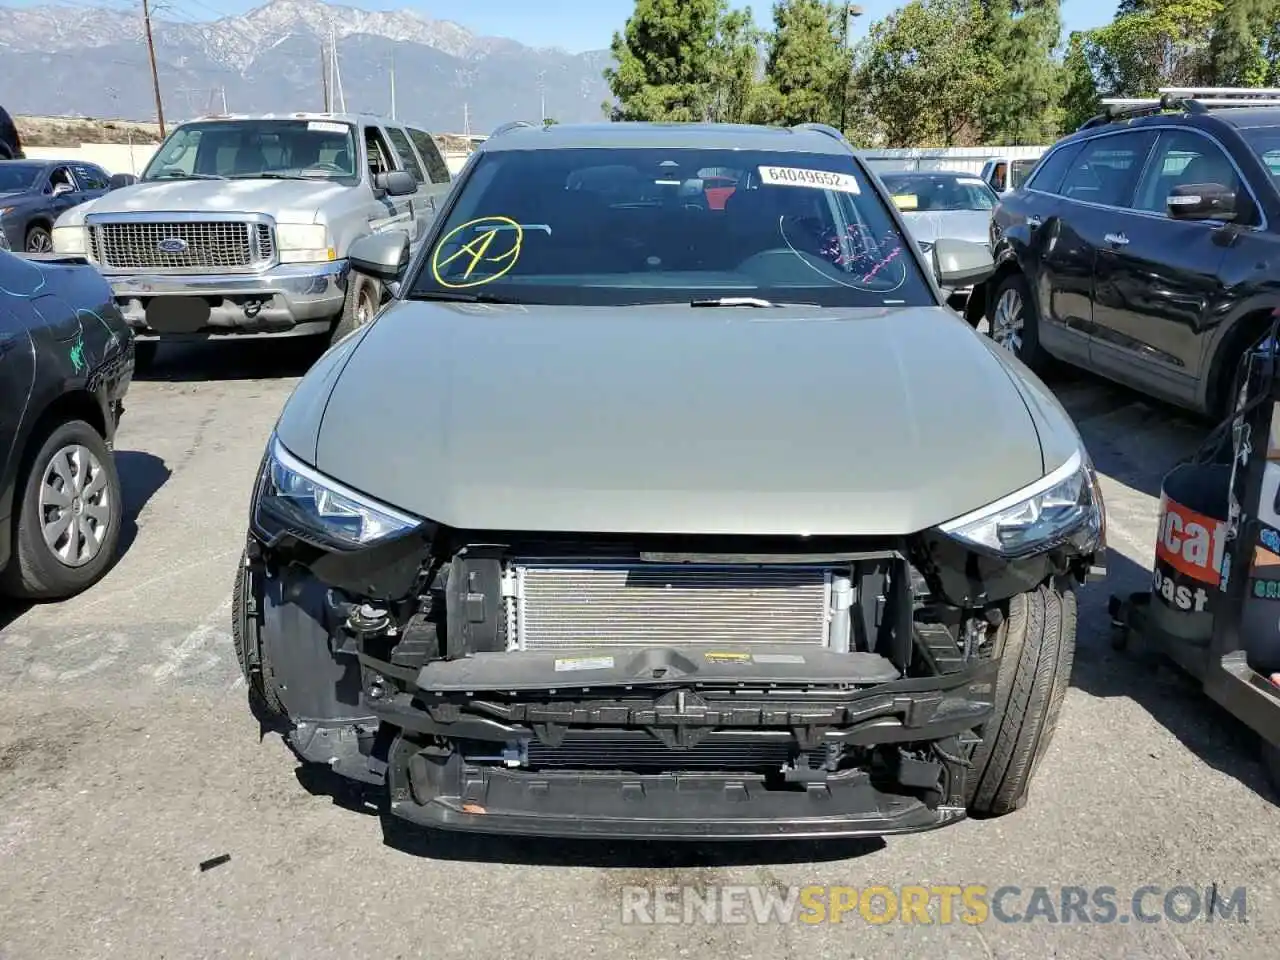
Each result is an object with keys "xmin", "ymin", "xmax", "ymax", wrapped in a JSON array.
[{"xmin": 970, "ymin": 95, "xmax": 1280, "ymax": 418}]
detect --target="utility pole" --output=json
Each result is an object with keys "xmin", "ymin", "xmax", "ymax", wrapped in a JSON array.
[
  {"xmin": 537, "ymin": 70, "xmax": 546, "ymax": 123},
  {"xmin": 838, "ymin": 5, "xmax": 863, "ymax": 135},
  {"xmin": 463, "ymin": 102, "xmax": 470, "ymax": 138},
  {"xmin": 389, "ymin": 52, "xmax": 396, "ymax": 120},
  {"xmin": 142, "ymin": 0, "xmax": 166, "ymax": 137},
  {"xmin": 220, "ymin": 85, "xmax": 227, "ymax": 113},
  {"xmin": 321, "ymin": 39, "xmax": 330, "ymax": 111}
]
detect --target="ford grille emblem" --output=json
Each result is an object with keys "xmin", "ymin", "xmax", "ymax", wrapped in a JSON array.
[{"xmin": 156, "ymin": 237, "xmax": 188, "ymax": 254}]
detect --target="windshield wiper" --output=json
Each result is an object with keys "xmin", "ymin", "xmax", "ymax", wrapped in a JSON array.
[
  {"xmin": 690, "ymin": 297, "xmax": 818, "ymax": 308},
  {"xmin": 232, "ymin": 172, "xmax": 334, "ymax": 181},
  {"xmin": 148, "ymin": 172, "xmax": 227, "ymax": 181},
  {"xmin": 410, "ymin": 290, "xmax": 521, "ymax": 304}
]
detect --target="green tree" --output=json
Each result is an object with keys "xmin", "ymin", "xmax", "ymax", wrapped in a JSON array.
[
  {"xmin": 756, "ymin": 1, "xmax": 848, "ymax": 127},
  {"xmin": 1059, "ymin": 30, "xmax": 1100, "ymax": 133},
  {"xmin": 975, "ymin": 0, "xmax": 1063, "ymax": 144},
  {"xmin": 603, "ymin": 0, "xmax": 761, "ymax": 122},
  {"xmin": 1085, "ymin": 0, "xmax": 1221, "ymax": 96},
  {"xmin": 1210, "ymin": 0, "xmax": 1280, "ymax": 85},
  {"xmin": 709, "ymin": 7, "xmax": 766, "ymax": 122},
  {"xmin": 851, "ymin": 0, "xmax": 988, "ymax": 146}
]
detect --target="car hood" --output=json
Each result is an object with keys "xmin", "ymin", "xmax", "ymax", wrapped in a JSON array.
[
  {"xmin": 59, "ymin": 178, "xmax": 352, "ymax": 224},
  {"xmin": 277, "ymin": 302, "xmax": 1059, "ymax": 537},
  {"xmin": 899, "ymin": 209, "xmax": 992, "ymax": 246}
]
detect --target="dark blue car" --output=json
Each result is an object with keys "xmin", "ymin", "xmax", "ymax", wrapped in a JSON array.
[
  {"xmin": 0, "ymin": 160, "xmax": 113, "ymax": 254},
  {"xmin": 0, "ymin": 248, "xmax": 134, "ymax": 599}
]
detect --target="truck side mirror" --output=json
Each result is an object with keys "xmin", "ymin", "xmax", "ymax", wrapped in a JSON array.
[{"xmin": 374, "ymin": 171, "xmax": 417, "ymax": 198}]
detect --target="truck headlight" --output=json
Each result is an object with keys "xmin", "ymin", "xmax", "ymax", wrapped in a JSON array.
[
  {"xmin": 52, "ymin": 225, "xmax": 87, "ymax": 255},
  {"xmin": 276, "ymin": 223, "xmax": 336, "ymax": 264},
  {"xmin": 937, "ymin": 450, "xmax": 1103, "ymax": 558},
  {"xmin": 253, "ymin": 436, "xmax": 422, "ymax": 548}
]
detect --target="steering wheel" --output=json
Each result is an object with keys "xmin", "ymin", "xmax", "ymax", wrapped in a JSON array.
[{"xmin": 303, "ymin": 162, "xmax": 345, "ymax": 174}]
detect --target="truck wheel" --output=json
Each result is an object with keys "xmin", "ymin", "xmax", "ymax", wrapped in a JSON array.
[
  {"xmin": 988, "ymin": 274, "xmax": 1048, "ymax": 370},
  {"xmin": 331, "ymin": 271, "xmax": 381, "ymax": 346},
  {"xmin": 966, "ymin": 583, "xmax": 1077, "ymax": 817},
  {"xmin": 24, "ymin": 224, "xmax": 53, "ymax": 254},
  {"xmin": 0, "ymin": 419, "xmax": 123, "ymax": 600},
  {"xmin": 231, "ymin": 549, "xmax": 287, "ymax": 717}
]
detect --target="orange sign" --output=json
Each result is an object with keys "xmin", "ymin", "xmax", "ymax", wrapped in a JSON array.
[{"xmin": 1155, "ymin": 494, "xmax": 1226, "ymax": 586}]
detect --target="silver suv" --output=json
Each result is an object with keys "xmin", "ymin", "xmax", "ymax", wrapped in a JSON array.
[{"xmin": 50, "ymin": 113, "xmax": 453, "ymax": 365}]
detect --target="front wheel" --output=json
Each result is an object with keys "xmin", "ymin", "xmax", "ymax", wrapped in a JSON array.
[
  {"xmin": 330, "ymin": 271, "xmax": 382, "ymax": 346},
  {"xmin": 0, "ymin": 419, "xmax": 123, "ymax": 599},
  {"xmin": 988, "ymin": 273, "xmax": 1048, "ymax": 370},
  {"xmin": 966, "ymin": 583, "xmax": 1077, "ymax": 817},
  {"xmin": 231, "ymin": 549, "xmax": 287, "ymax": 717},
  {"xmin": 25, "ymin": 224, "xmax": 53, "ymax": 254}
]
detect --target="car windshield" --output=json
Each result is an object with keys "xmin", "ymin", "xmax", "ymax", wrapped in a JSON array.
[
  {"xmin": 409, "ymin": 146, "xmax": 934, "ymax": 308},
  {"xmin": 880, "ymin": 173, "xmax": 997, "ymax": 212},
  {"xmin": 1241, "ymin": 128, "xmax": 1280, "ymax": 185},
  {"xmin": 140, "ymin": 119, "xmax": 359, "ymax": 182},
  {"xmin": 0, "ymin": 163, "xmax": 43, "ymax": 192}
]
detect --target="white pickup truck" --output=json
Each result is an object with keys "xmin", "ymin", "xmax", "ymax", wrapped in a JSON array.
[{"xmin": 50, "ymin": 112, "xmax": 453, "ymax": 366}]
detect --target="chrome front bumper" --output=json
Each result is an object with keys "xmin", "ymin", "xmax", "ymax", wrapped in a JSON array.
[{"xmin": 105, "ymin": 260, "xmax": 349, "ymax": 339}]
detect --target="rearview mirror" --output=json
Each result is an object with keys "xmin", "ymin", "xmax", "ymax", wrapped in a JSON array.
[
  {"xmin": 1167, "ymin": 182, "xmax": 1236, "ymax": 221},
  {"xmin": 374, "ymin": 170, "xmax": 417, "ymax": 198},
  {"xmin": 349, "ymin": 230, "xmax": 410, "ymax": 282},
  {"xmin": 932, "ymin": 237, "xmax": 995, "ymax": 289},
  {"xmin": 108, "ymin": 173, "xmax": 138, "ymax": 190}
]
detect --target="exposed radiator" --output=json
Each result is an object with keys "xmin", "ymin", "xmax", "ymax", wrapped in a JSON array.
[
  {"xmin": 516, "ymin": 732, "xmax": 825, "ymax": 772},
  {"xmin": 507, "ymin": 561, "xmax": 836, "ymax": 650}
]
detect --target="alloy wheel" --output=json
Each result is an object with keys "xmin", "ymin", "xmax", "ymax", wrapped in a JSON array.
[
  {"xmin": 26, "ymin": 229, "xmax": 52, "ymax": 253},
  {"xmin": 991, "ymin": 287, "xmax": 1025, "ymax": 353}
]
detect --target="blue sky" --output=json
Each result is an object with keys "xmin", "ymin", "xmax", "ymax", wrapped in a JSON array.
[{"xmin": 3, "ymin": 0, "xmax": 1120, "ymax": 54}]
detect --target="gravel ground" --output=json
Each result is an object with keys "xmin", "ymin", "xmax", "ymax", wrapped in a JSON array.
[{"xmin": 1, "ymin": 339, "xmax": 1276, "ymax": 960}]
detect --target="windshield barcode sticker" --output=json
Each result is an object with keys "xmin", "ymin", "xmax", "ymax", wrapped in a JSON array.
[
  {"xmin": 758, "ymin": 166, "xmax": 860, "ymax": 194},
  {"xmin": 554, "ymin": 656, "xmax": 614, "ymax": 672},
  {"xmin": 308, "ymin": 120, "xmax": 348, "ymax": 134}
]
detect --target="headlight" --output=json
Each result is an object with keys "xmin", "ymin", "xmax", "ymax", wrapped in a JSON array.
[
  {"xmin": 52, "ymin": 225, "xmax": 87, "ymax": 255},
  {"xmin": 276, "ymin": 223, "xmax": 336, "ymax": 264},
  {"xmin": 254, "ymin": 435, "xmax": 421, "ymax": 548},
  {"xmin": 937, "ymin": 450, "xmax": 1103, "ymax": 558}
]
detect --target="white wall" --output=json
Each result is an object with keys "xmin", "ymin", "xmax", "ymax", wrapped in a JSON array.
[
  {"xmin": 25, "ymin": 142, "xmax": 472, "ymax": 177},
  {"xmin": 859, "ymin": 145, "xmax": 1047, "ymax": 175}
]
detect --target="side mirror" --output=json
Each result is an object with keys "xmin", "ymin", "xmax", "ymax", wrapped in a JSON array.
[
  {"xmin": 349, "ymin": 230, "xmax": 410, "ymax": 282},
  {"xmin": 374, "ymin": 170, "xmax": 417, "ymax": 198},
  {"xmin": 51, "ymin": 182, "xmax": 74, "ymax": 197},
  {"xmin": 1168, "ymin": 182, "xmax": 1236, "ymax": 221},
  {"xmin": 108, "ymin": 173, "xmax": 138, "ymax": 190},
  {"xmin": 932, "ymin": 237, "xmax": 995, "ymax": 289}
]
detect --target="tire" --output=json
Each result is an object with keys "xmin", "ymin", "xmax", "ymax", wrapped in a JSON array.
[
  {"xmin": 231, "ymin": 548, "xmax": 286, "ymax": 717},
  {"xmin": 132, "ymin": 340, "xmax": 158, "ymax": 372},
  {"xmin": 1263, "ymin": 740, "xmax": 1280, "ymax": 801},
  {"xmin": 0, "ymin": 419, "xmax": 123, "ymax": 600},
  {"xmin": 988, "ymin": 273, "xmax": 1049, "ymax": 370},
  {"xmin": 966, "ymin": 583, "xmax": 1077, "ymax": 817},
  {"xmin": 24, "ymin": 224, "xmax": 53, "ymax": 254},
  {"xmin": 330, "ymin": 271, "xmax": 381, "ymax": 346}
]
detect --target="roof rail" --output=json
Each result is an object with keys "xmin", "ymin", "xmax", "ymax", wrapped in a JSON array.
[
  {"xmin": 1081, "ymin": 86, "xmax": 1280, "ymax": 130},
  {"xmin": 791, "ymin": 122, "xmax": 851, "ymax": 146},
  {"xmin": 489, "ymin": 120, "xmax": 536, "ymax": 138}
]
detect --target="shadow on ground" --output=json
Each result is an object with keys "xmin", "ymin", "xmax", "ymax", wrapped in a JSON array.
[
  {"xmin": 1071, "ymin": 549, "xmax": 1278, "ymax": 804},
  {"xmin": 0, "ymin": 449, "xmax": 171, "ymax": 632},
  {"xmin": 132, "ymin": 338, "xmax": 325, "ymax": 383},
  {"xmin": 115, "ymin": 449, "xmax": 171, "ymax": 555}
]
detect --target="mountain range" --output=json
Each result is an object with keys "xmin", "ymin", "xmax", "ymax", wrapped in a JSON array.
[{"xmin": 0, "ymin": 0, "xmax": 614, "ymax": 133}]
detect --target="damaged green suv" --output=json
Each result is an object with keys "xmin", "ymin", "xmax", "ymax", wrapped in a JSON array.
[{"xmin": 233, "ymin": 121, "xmax": 1106, "ymax": 840}]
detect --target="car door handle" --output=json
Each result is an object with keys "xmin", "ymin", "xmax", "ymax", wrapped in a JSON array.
[
  {"xmin": 1026, "ymin": 215, "xmax": 1042, "ymax": 228},
  {"xmin": 1104, "ymin": 232, "xmax": 1129, "ymax": 247}
]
